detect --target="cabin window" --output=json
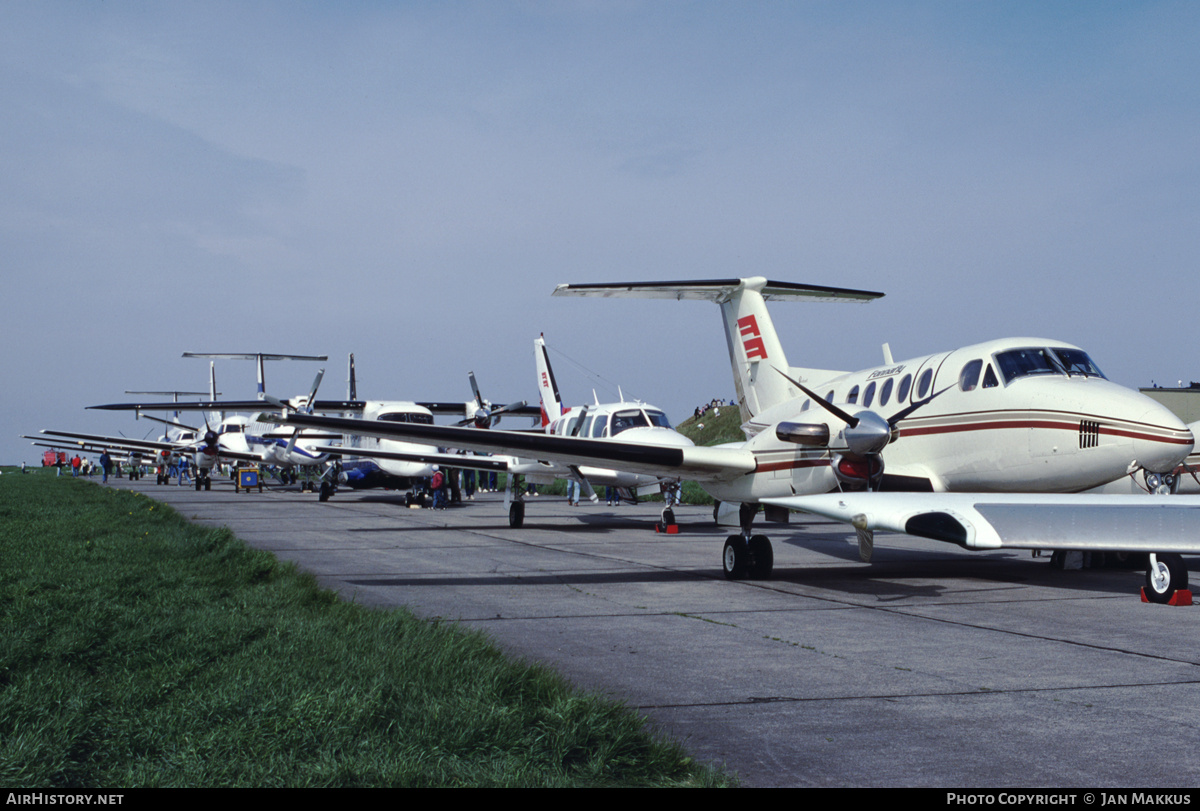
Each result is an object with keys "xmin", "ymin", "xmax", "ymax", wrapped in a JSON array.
[
  {"xmin": 879, "ymin": 378, "xmax": 894, "ymax": 407},
  {"xmin": 917, "ymin": 369, "xmax": 933, "ymax": 399},
  {"xmin": 563, "ymin": 415, "xmax": 580, "ymax": 436},
  {"xmin": 863, "ymin": 381, "xmax": 877, "ymax": 408},
  {"xmin": 982, "ymin": 364, "xmax": 999, "ymax": 389},
  {"xmin": 581, "ymin": 416, "xmax": 594, "ymax": 437},
  {"xmin": 959, "ymin": 359, "xmax": 983, "ymax": 392},
  {"xmin": 898, "ymin": 374, "xmax": 912, "ymax": 402},
  {"xmin": 995, "ymin": 348, "xmax": 1060, "ymax": 384},
  {"xmin": 847, "ymin": 385, "xmax": 860, "ymax": 405},
  {"xmin": 825, "ymin": 390, "xmax": 835, "ymax": 402}
]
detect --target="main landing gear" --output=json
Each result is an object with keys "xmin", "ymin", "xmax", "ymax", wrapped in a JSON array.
[
  {"xmin": 722, "ymin": 503, "xmax": 773, "ymax": 580},
  {"xmin": 506, "ymin": 473, "xmax": 526, "ymax": 528},
  {"xmin": 1144, "ymin": 552, "xmax": 1189, "ymax": 604}
]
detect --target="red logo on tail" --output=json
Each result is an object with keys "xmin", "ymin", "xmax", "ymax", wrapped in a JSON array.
[{"xmin": 737, "ymin": 315, "xmax": 768, "ymax": 360}]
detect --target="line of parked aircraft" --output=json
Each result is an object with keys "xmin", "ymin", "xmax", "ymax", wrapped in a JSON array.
[{"xmin": 34, "ymin": 277, "xmax": 1200, "ymax": 604}]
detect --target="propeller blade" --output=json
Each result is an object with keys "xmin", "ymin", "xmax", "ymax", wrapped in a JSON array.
[
  {"xmin": 774, "ymin": 367, "xmax": 859, "ymax": 428},
  {"xmin": 468, "ymin": 371, "xmax": 485, "ymax": 409},
  {"xmin": 491, "ymin": 400, "xmax": 528, "ymax": 416},
  {"xmin": 304, "ymin": 368, "xmax": 326, "ymax": 413},
  {"xmin": 569, "ymin": 404, "xmax": 589, "ymax": 437}
]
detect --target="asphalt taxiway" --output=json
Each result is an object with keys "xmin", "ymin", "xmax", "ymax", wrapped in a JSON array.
[{"xmin": 109, "ymin": 477, "xmax": 1200, "ymax": 787}]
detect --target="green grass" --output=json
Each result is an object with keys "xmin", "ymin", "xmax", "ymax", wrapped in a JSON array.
[
  {"xmin": 676, "ymin": 407, "xmax": 745, "ymax": 447},
  {"xmin": 0, "ymin": 467, "xmax": 733, "ymax": 787}
]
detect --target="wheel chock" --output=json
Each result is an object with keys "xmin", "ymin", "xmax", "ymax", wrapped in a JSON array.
[
  {"xmin": 655, "ymin": 523, "xmax": 679, "ymax": 534},
  {"xmin": 1140, "ymin": 588, "xmax": 1194, "ymax": 606}
]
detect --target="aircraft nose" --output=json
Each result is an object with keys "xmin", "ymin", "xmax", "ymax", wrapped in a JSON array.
[{"xmin": 1131, "ymin": 400, "xmax": 1194, "ymax": 474}]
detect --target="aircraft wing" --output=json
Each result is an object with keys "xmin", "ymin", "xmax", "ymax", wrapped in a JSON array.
[
  {"xmin": 40, "ymin": 430, "xmax": 182, "ymax": 453},
  {"xmin": 314, "ymin": 445, "xmax": 510, "ymax": 472},
  {"xmin": 763, "ymin": 492, "xmax": 1200, "ymax": 553},
  {"xmin": 274, "ymin": 413, "xmax": 755, "ymax": 481},
  {"xmin": 88, "ymin": 399, "xmax": 369, "ymax": 413},
  {"xmin": 26, "ymin": 438, "xmax": 138, "ymax": 459},
  {"xmin": 39, "ymin": 429, "xmax": 263, "ymax": 464}
]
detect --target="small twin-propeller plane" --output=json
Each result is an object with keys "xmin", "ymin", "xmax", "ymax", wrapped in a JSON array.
[
  {"xmin": 59, "ymin": 353, "xmax": 341, "ymax": 491},
  {"xmin": 272, "ymin": 278, "xmax": 1200, "ymax": 603},
  {"xmin": 306, "ymin": 335, "xmax": 694, "ymax": 526}
]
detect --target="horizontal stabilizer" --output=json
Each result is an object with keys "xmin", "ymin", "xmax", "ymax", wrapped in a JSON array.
[
  {"xmin": 553, "ymin": 278, "xmax": 883, "ymax": 304},
  {"xmin": 183, "ymin": 353, "xmax": 328, "ymax": 362}
]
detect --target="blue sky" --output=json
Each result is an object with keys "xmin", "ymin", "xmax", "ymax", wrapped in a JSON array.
[{"xmin": 3, "ymin": 1, "xmax": 1198, "ymax": 463}]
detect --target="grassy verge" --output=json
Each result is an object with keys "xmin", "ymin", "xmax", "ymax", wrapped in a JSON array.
[{"xmin": 0, "ymin": 467, "xmax": 733, "ymax": 787}]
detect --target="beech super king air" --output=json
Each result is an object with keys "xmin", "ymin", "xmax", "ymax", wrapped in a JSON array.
[{"xmin": 275, "ymin": 278, "xmax": 1200, "ymax": 603}]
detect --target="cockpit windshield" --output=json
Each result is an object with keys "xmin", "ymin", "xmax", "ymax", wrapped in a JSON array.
[
  {"xmin": 994, "ymin": 348, "xmax": 1060, "ymax": 384},
  {"xmin": 994, "ymin": 347, "xmax": 1107, "ymax": 384},
  {"xmin": 645, "ymin": 409, "xmax": 672, "ymax": 429},
  {"xmin": 1050, "ymin": 347, "xmax": 1106, "ymax": 379},
  {"xmin": 609, "ymin": 409, "xmax": 650, "ymax": 436},
  {"xmin": 379, "ymin": 412, "xmax": 433, "ymax": 424}
]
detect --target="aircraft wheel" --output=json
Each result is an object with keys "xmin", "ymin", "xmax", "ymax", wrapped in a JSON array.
[
  {"xmin": 662, "ymin": 508, "xmax": 676, "ymax": 526},
  {"xmin": 509, "ymin": 501, "xmax": 525, "ymax": 528},
  {"xmin": 195, "ymin": 478, "xmax": 202, "ymax": 491},
  {"xmin": 318, "ymin": 482, "xmax": 331, "ymax": 502},
  {"xmin": 723, "ymin": 535, "xmax": 748, "ymax": 580},
  {"xmin": 204, "ymin": 477, "xmax": 211, "ymax": 491},
  {"xmin": 1145, "ymin": 553, "xmax": 1188, "ymax": 604},
  {"xmin": 747, "ymin": 535, "xmax": 774, "ymax": 580}
]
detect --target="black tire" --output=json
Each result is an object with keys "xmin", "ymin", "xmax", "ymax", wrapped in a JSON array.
[
  {"xmin": 663, "ymin": 508, "xmax": 676, "ymax": 526},
  {"xmin": 204, "ymin": 478, "xmax": 211, "ymax": 491},
  {"xmin": 509, "ymin": 501, "xmax": 525, "ymax": 528},
  {"xmin": 195, "ymin": 478, "xmax": 202, "ymax": 491},
  {"xmin": 723, "ymin": 535, "xmax": 748, "ymax": 580},
  {"xmin": 1145, "ymin": 553, "xmax": 1188, "ymax": 604},
  {"xmin": 747, "ymin": 535, "xmax": 774, "ymax": 580},
  {"xmin": 319, "ymin": 482, "xmax": 331, "ymax": 502}
]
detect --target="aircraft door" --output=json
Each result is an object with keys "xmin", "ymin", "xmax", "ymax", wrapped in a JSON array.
[{"xmin": 911, "ymin": 353, "xmax": 951, "ymax": 402}]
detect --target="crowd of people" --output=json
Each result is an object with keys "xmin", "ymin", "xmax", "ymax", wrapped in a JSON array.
[{"xmin": 692, "ymin": 397, "xmax": 735, "ymax": 421}]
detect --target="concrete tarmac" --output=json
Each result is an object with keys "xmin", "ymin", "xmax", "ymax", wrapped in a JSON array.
[{"xmin": 110, "ymin": 476, "xmax": 1200, "ymax": 787}]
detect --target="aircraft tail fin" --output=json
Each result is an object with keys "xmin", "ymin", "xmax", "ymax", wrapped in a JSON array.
[
  {"xmin": 552, "ymin": 277, "xmax": 881, "ymax": 422},
  {"xmin": 535, "ymin": 334, "xmax": 563, "ymax": 427}
]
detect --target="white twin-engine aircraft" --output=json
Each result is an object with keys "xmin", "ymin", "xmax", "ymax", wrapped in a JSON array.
[
  {"xmin": 276, "ymin": 278, "xmax": 1200, "ymax": 603},
  {"xmin": 80, "ymin": 353, "xmax": 341, "ymax": 491},
  {"xmin": 306, "ymin": 335, "xmax": 694, "ymax": 527}
]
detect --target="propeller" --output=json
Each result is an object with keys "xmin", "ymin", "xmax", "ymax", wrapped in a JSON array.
[
  {"xmin": 458, "ymin": 371, "xmax": 529, "ymax": 427},
  {"xmin": 262, "ymin": 368, "xmax": 326, "ymax": 413},
  {"xmin": 771, "ymin": 367, "xmax": 950, "ymax": 488}
]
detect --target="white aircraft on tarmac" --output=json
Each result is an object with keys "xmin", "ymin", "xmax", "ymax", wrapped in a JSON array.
[
  {"xmin": 274, "ymin": 278, "xmax": 1200, "ymax": 603},
  {"xmin": 84, "ymin": 353, "xmax": 341, "ymax": 491},
  {"xmin": 307, "ymin": 336, "xmax": 694, "ymax": 525}
]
